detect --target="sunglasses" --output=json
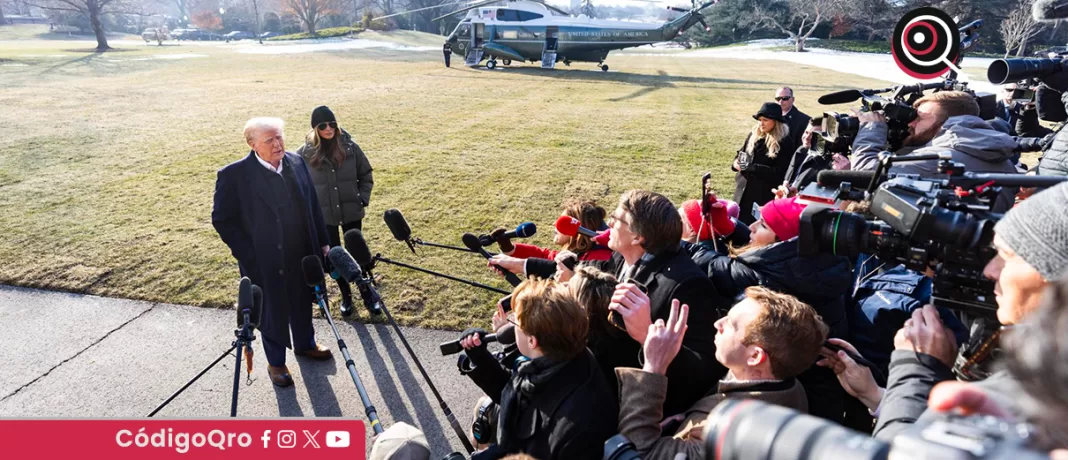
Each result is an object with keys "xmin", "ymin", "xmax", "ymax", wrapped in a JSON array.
[
  {"xmin": 316, "ymin": 121, "xmax": 338, "ymax": 131},
  {"xmin": 775, "ymin": 96, "xmax": 793, "ymax": 101}
]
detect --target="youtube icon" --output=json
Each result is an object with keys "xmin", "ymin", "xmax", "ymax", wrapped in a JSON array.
[{"xmin": 326, "ymin": 431, "xmax": 350, "ymax": 448}]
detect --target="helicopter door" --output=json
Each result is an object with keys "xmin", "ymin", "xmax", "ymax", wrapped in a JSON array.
[
  {"xmin": 541, "ymin": 26, "xmax": 558, "ymax": 69},
  {"xmin": 465, "ymin": 22, "xmax": 484, "ymax": 66}
]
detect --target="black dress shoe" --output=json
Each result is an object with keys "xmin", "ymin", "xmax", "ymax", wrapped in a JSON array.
[{"xmin": 340, "ymin": 298, "xmax": 354, "ymax": 317}]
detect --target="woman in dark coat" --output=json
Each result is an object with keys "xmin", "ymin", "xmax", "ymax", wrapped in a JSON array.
[
  {"xmin": 296, "ymin": 106, "xmax": 375, "ymax": 316},
  {"xmin": 684, "ymin": 196, "xmax": 852, "ymax": 423},
  {"xmin": 732, "ymin": 103, "xmax": 796, "ymax": 225}
]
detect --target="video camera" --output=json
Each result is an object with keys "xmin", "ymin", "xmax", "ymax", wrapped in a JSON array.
[
  {"xmin": 815, "ymin": 80, "xmax": 996, "ymax": 155},
  {"xmin": 797, "ymin": 153, "xmax": 1067, "ymax": 317},
  {"xmin": 700, "ymin": 399, "xmax": 1050, "ymax": 460}
]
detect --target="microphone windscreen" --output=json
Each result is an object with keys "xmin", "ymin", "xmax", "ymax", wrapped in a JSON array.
[
  {"xmin": 344, "ymin": 229, "xmax": 374, "ymax": 268},
  {"xmin": 237, "ymin": 277, "xmax": 253, "ymax": 310},
  {"xmin": 383, "ymin": 208, "xmax": 413, "ymax": 242},
  {"xmin": 496, "ymin": 324, "xmax": 516, "ymax": 345},
  {"xmin": 515, "ymin": 222, "xmax": 537, "ymax": 238},
  {"xmin": 250, "ymin": 284, "xmax": 263, "ymax": 328},
  {"xmin": 817, "ymin": 89, "xmax": 863, "ymax": 105},
  {"xmin": 301, "ymin": 255, "xmax": 325, "ymax": 287},
  {"xmin": 461, "ymin": 232, "xmax": 483, "ymax": 252},
  {"xmin": 816, "ymin": 170, "xmax": 877, "ymax": 188},
  {"xmin": 328, "ymin": 246, "xmax": 363, "ymax": 283},
  {"xmin": 554, "ymin": 215, "xmax": 581, "ymax": 237}
]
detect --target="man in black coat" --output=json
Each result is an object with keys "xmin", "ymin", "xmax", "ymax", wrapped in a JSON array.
[
  {"xmin": 212, "ymin": 117, "xmax": 333, "ymax": 388},
  {"xmin": 777, "ymin": 87, "xmax": 811, "ymax": 151},
  {"xmin": 596, "ymin": 190, "xmax": 729, "ymax": 416},
  {"xmin": 458, "ymin": 278, "xmax": 617, "ymax": 460}
]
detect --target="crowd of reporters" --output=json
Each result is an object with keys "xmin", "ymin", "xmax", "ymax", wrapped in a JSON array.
[{"xmin": 361, "ymin": 85, "xmax": 1068, "ymax": 460}]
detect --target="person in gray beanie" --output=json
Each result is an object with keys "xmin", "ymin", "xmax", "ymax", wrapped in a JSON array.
[
  {"xmin": 869, "ymin": 181, "xmax": 1068, "ymax": 441},
  {"xmin": 985, "ymin": 180, "xmax": 1068, "ymax": 325}
]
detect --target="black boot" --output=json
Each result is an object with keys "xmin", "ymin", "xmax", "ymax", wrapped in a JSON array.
[
  {"xmin": 339, "ymin": 296, "xmax": 355, "ymax": 317},
  {"xmin": 358, "ymin": 284, "xmax": 383, "ymax": 315}
]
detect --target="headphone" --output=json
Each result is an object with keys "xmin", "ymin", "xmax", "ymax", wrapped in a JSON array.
[{"xmin": 471, "ymin": 397, "xmax": 500, "ymax": 444}]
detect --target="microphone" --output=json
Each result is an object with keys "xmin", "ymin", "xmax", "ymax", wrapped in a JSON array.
[
  {"xmin": 383, "ymin": 208, "xmax": 416, "ymax": 254},
  {"xmin": 554, "ymin": 215, "xmax": 598, "ymax": 238},
  {"xmin": 236, "ymin": 277, "xmax": 253, "ymax": 328},
  {"xmin": 1034, "ymin": 0, "xmax": 1068, "ymax": 20},
  {"xmin": 250, "ymin": 284, "xmax": 262, "ymax": 328},
  {"xmin": 301, "ymin": 255, "xmax": 326, "ymax": 288},
  {"xmin": 818, "ymin": 89, "xmax": 864, "ymax": 105},
  {"xmin": 462, "ymin": 232, "xmax": 522, "ymax": 287},
  {"xmin": 328, "ymin": 246, "xmax": 364, "ymax": 284},
  {"xmin": 439, "ymin": 326, "xmax": 517, "ymax": 355},
  {"xmin": 478, "ymin": 222, "xmax": 537, "ymax": 246},
  {"xmin": 344, "ymin": 229, "xmax": 375, "ymax": 270},
  {"xmin": 816, "ymin": 170, "xmax": 878, "ymax": 189}
]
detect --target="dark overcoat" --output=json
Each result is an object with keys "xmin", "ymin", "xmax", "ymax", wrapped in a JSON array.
[{"xmin": 212, "ymin": 151, "xmax": 330, "ymax": 348}]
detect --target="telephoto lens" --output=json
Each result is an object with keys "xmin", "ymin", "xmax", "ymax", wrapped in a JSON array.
[{"xmin": 702, "ymin": 399, "xmax": 890, "ymax": 460}]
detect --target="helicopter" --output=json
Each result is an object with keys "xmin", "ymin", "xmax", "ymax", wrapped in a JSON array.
[{"xmin": 377, "ymin": 0, "xmax": 718, "ymax": 71}]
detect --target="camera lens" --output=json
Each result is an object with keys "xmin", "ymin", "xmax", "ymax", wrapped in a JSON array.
[
  {"xmin": 704, "ymin": 399, "xmax": 889, "ymax": 460},
  {"xmin": 800, "ymin": 208, "xmax": 908, "ymax": 259}
]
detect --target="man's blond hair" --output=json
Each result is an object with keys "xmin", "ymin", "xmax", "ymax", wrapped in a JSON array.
[{"xmin": 913, "ymin": 91, "xmax": 980, "ymax": 122}]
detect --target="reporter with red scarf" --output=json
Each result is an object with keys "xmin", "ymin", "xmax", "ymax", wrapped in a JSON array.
[{"xmin": 488, "ymin": 198, "xmax": 612, "ymax": 279}]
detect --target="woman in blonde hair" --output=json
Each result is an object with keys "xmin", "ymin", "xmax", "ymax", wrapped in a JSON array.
[
  {"xmin": 296, "ymin": 106, "xmax": 374, "ymax": 317},
  {"xmin": 731, "ymin": 102, "xmax": 795, "ymax": 225}
]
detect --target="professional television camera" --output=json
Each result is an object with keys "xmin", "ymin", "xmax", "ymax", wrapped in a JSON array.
[
  {"xmin": 701, "ymin": 399, "xmax": 1050, "ymax": 460},
  {"xmin": 798, "ymin": 153, "xmax": 1067, "ymax": 317}
]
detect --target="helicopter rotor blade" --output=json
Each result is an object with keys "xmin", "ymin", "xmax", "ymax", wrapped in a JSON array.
[
  {"xmin": 372, "ymin": 0, "xmax": 469, "ymax": 21},
  {"xmin": 432, "ymin": 0, "xmax": 501, "ymax": 21}
]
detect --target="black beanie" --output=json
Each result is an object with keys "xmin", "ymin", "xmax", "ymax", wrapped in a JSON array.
[{"xmin": 311, "ymin": 106, "xmax": 336, "ymax": 128}]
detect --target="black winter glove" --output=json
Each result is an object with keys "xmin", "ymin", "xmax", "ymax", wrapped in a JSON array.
[
  {"xmin": 490, "ymin": 227, "xmax": 515, "ymax": 253},
  {"xmin": 458, "ymin": 327, "xmax": 495, "ymax": 370}
]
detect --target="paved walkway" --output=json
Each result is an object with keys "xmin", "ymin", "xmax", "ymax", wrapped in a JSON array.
[{"xmin": 0, "ymin": 285, "xmax": 484, "ymax": 456}]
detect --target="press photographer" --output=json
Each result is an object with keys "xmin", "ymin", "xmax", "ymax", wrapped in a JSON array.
[
  {"xmin": 987, "ymin": 55, "xmax": 1068, "ymax": 177},
  {"xmin": 850, "ymin": 91, "xmax": 1020, "ymax": 211},
  {"xmin": 456, "ymin": 278, "xmax": 617, "ymax": 460}
]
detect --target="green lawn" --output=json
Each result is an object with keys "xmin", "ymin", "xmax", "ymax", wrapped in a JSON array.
[{"xmin": 0, "ymin": 24, "xmax": 887, "ymax": 330}]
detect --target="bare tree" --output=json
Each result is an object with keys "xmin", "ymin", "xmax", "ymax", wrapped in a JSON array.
[
  {"xmin": 283, "ymin": 0, "xmax": 343, "ymax": 34},
  {"xmin": 1000, "ymin": 0, "xmax": 1043, "ymax": 57},
  {"xmin": 28, "ymin": 0, "xmax": 130, "ymax": 51},
  {"xmin": 750, "ymin": 0, "xmax": 843, "ymax": 52},
  {"xmin": 848, "ymin": 0, "xmax": 896, "ymax": 43}
]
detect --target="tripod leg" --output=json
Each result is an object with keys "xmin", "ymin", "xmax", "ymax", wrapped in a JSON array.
[
  {"xmin": 231, "ymin": 339, "xmax": 243, "ymax": 417},
  {"xmin": 148, "ymin": 344, "xmax": 236, "ymax": 417}
]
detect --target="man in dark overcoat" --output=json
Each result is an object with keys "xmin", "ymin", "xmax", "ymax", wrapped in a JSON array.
[{"xmin": 212, "ymin": 117, "xmax": 333, "ymax": 387}]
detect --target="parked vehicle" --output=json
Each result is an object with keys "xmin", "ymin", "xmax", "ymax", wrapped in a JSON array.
[
  {"xmin": 224, "ymin": 31, "xmax": 254, "ymax": 41},
  {"xmin": 141, "ymin": 27, "xmax": 169, "ymax": 44},
  {"xmin": 260, "ymin": 31, "xmax": 282, "ymax": 39}
]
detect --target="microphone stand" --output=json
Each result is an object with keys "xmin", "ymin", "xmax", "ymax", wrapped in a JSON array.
[
  {"xmin": 312, "ymin": 285, "xmax": 385, "ymax": 435},
  {"xmin": 412, "ymin": 238, "xmax": 497, "ymax": 256},
  {"xmin": 373, "ymin": 254, "xmax": 511, "ymax": 295},
  {"xmin": 148, "ymin": 311, "xmax": 256, "ymax": 417},
  {"xmin": 348, "ymin": 265, "xmax": 476, "ymax": 454}
]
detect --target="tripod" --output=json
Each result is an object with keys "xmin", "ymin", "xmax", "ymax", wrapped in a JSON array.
[{"xmin": 148, "ymin": 312, "xmax": 256, "ymax": 417}]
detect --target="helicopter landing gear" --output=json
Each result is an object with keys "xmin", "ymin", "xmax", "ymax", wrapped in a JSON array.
[
  {"xmin": 599, "ymin": 63, "xmax": 609, "ymax": 72},
  {"xmin": 502, "ymin": 59, "xmax": 511, "ymax": 66},
  {"xmin": 486, "ymin": 59, "xmax": 497, "ymax": 70}
]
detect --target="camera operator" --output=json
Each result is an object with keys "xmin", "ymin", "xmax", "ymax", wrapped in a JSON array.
[
  {"xmin": 682, "ymin": 195, "xmax": 852, "ymax": 422},
  {"xmin": 457, "ymin": 278, "xmax": 617, "ymax": 460},
  {"xmin": 870, "ymin": 181, "xmax": 1068, "ymax": 441},
  {"xmin": 783, "ymin": 118, "xmax": 850, "ymax": 192},
  {"xmin": 616, "ymin": 287, "xmax": 827, "ymax": 460},
  {"xmin": 1031, "ymin": 84, "xmax": 1068, "ymax": 177},
  {"xmin": 851, "ymin": 91, "xmax": 1020, "ymax": 211}
]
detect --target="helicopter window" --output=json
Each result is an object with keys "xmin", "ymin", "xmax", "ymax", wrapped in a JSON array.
[
  {"xmin": 457, "ymin": 24, "xmax": 471, "ymax": 37},
  {"xmin": 496, "ymin": 9, "xmax": 542, "ymax": 21}
]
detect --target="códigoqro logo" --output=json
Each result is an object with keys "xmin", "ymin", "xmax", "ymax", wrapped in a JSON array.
[
  {"xmin": 0, "ymin": 419, "xmax": 365, "ymax": 459},
  {"xmin": 891, "ymin": 7, "xmax": 962, "ymax": 79}
]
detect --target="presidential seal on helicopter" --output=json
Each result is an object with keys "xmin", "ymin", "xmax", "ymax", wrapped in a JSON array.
[{"xmin": 376, "ymin": 0, "xmax": 717, "ymax": 71}]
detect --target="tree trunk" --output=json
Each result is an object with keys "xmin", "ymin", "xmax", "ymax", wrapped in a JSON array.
[
  {"xmin": 1018, "ymin": 35, "xmax": 1029, "ymax": 56},
  {"xmin": 252, "ymin": 0, "xmax": 264, "ymax": 44},
  {"xmin": 89, "ymin": 0, "xmax": 110, "ymax": 51},
  {"xmin": 867, "ymin": 29, "xmax": 876, "ymax": 43},
  {"xmin": 796, "ymin": 37, "xmax": 805, "ymax": 52}
]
